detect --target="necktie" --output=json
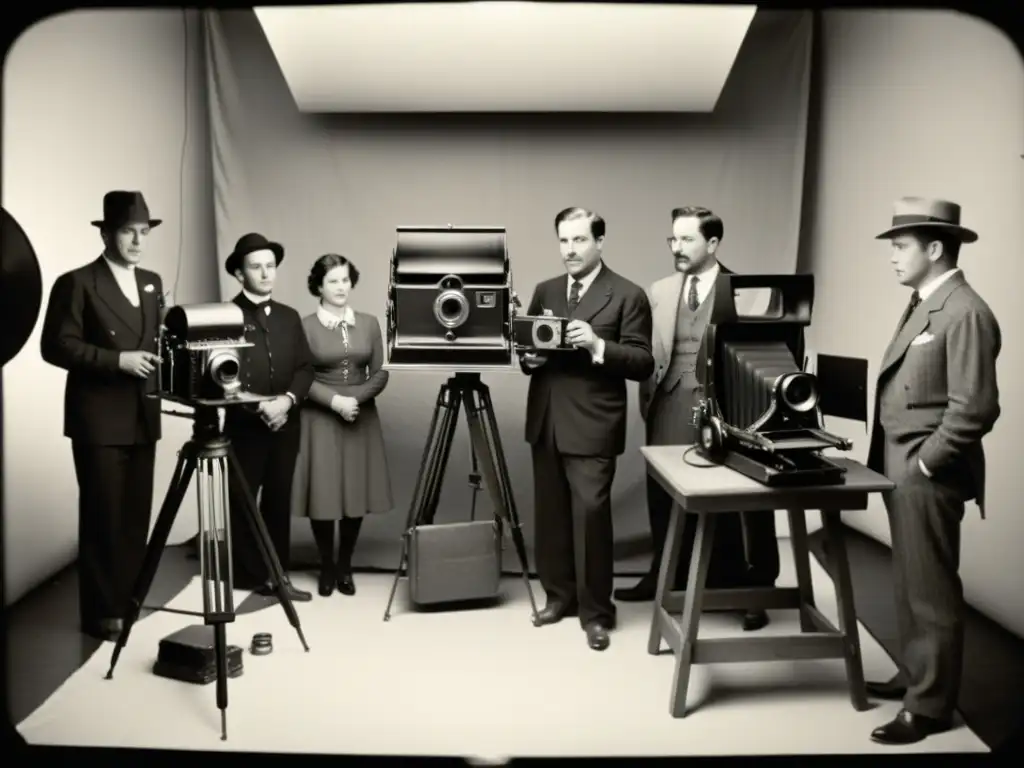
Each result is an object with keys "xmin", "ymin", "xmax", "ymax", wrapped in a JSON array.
[
  {"xmin": 896, "ymin": 290, "xmax": 921, "ymax": 332},
  {"xmin": 687, "ymin": 276, "xmax": 700, "ymax": 311},
  {"xmin": 568, "ymin": 280, "xmax": 582, "ymax": 314}
]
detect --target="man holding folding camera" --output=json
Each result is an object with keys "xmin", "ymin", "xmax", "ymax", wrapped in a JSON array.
[
  {"xmin": 520, "ymin": 207, "xmax": 654, "ymax": 651},
  {"xmin": 222, "ymin": 232, "xmax": 315, "ymax": 602},
  {"xmin": 866, "ymin": 197, "xmax": 1001, "ymax": 745}
]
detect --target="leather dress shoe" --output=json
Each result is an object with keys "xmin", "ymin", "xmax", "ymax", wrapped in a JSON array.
[
  {"xmin": 84, "ymin": 618, "xmax": 123, "ymax": 642},
  {"xmin": 584, "ymin": 622, "xmax": 610, "ymax": 651},
  {"xmin": 337, "ymin": 572, "xmax": 356, "ymax": 596},
  {"xmin": 534, "ymin": 601, "xmax": 577, "ymax": 626},
  {"xmin": 870, "ymin": 708, "xmax": 952, "ymax": 745},
  {"xmin": 741, "ymin": 609, "xmax": 769, "ymax": 631},
  {"xmin": 866, "ymin": 675, "xmax": 907, "ymax": 700},
  {"xmin": 614, "ymin": 577, "xmax": 657, "ymax": 602},
  {"xmin": 317, "ymin": 567, "xmax": 336, "ymax": 597},
  {"xmin": 255, "ymin": 580, "xmax": 313, "ymax": 602}
]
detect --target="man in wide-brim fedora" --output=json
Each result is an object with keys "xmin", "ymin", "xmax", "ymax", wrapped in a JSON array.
[
  {"xmin": 221, "ymin": 232, "xmax": 315, "ymax": 602},
  {"xmin": 39, "ymin": 190, "xmax": 166, "ymax": 641},
  {"xmin": 865, "ymin": 197, "xmax": 1002, "ymax": 745}
]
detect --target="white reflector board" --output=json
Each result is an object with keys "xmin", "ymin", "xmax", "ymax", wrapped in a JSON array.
[{"xmin": 254, "ymin": 3, "xmax": 757, "ymax": 112}]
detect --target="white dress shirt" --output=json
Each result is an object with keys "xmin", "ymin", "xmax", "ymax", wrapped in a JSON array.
[
  {"xmin": 912, "ymin": 267, "xmax": 960, "ymax": 478},
  {"xmin": 683, "ymin": 261, "xmax": 721, "ymax": 308},
  {"xmin": 242, "ymin": 288, "xmax": 272, "ymax": 314},
  {"xmin": 567, "ymin": 262, "xmax": 606, "ymax": 364},
  {"xmin": 102, "ymin": 254, "xmax": 141, "ymax": 307}
]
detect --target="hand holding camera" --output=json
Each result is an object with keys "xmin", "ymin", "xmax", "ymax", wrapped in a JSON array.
[
  {"xmin": 565, "ymin": 319, "xmax": 598, "ymax": 352},
  {"xmin": 332, "ymin": 395, "xmax": 359, "ymax": 422},
  {"xmin": 520, "ymin": 352, "xmax": 547, "ymax": 369},
  {"xmin": 119, "ymin": 350, "xmax": 160, "ymax": 379}
]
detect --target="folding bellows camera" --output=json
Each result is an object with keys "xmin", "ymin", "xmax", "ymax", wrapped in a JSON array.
[
  {"xmin": 692, "ymin": 274, "xmax": 853, "ymax": 487},
  {"xmin": 385, "ymin": 225, "xmax": 572, "ymax": 370}
]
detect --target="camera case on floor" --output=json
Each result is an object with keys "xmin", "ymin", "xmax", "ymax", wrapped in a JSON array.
[{"xmin": 152, "ymin": 624, "xmax": 245, "ymax": 685}]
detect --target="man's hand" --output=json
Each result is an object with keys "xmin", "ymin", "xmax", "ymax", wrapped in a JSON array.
[
  {"xmin": 332, "ymin": 395, "xmax": 360, "ymax": 422},
  {"xmin": 565, "ymin": 320, "xmax": 598, "ymax": 353},
  {"xmin": 119, "ymin": 351, "xmax": 160, "ymax": 379},
  {"xmin": 520, "ymin": 352, "xmax": 547, "ymax": 370},
  {"xmin": 259, "ymin": 395, "xmax": 292, "ymax": 431}
]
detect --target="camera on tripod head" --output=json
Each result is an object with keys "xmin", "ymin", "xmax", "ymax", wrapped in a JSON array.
[
  {"xmin": 157, "ymin": 302, "xmax": 269, "ymax": 408},
  {"xmin": 385, "ymin": 225, "xmax": 517, "ymax": 370},
  {"xmin": 691, "ymin": 274, "xmax": 853, "ymax": 487}
]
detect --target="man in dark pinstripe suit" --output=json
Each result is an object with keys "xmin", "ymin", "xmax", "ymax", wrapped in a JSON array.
[{"xmin": 866, "ymin": 197, "xmax": 1001, "ymax": 745}]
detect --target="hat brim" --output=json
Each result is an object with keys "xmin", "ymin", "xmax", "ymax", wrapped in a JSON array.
[
  {"xmin": 224, "ymin": 241, "xmax": 285, "ymax": 275},
  {"xmin": 875, "ymin": 221, "xmax": 978, "ymax": 244},
  {"xmin": 91, "ymin": 219, "xmax": 163, "ymax": 229}
]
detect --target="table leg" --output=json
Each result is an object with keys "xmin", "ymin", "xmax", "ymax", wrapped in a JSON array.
[
  {"xmin": 670, "ymin": 511, "xmax": 715, "ymax": 718},
  {"xmin": 787, "ymin": 508, "xmax": 817, "ymax": 632},
  {"xmin": 648, "ymin": 501, "xmax": 686, "ymax": 655},
  {"xmin": 821, "ymin": 509, "xmax": 869, "ymax": 711}
]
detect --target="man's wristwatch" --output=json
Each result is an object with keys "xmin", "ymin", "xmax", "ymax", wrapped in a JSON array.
[{"xmin": 283, "ymin": 392, "xmax": 297, "ymax": 409}]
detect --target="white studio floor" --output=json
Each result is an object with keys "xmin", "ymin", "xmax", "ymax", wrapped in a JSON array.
[{"xmin": 17, "ymin": 541, "xmax": 988, "ymax": 758}]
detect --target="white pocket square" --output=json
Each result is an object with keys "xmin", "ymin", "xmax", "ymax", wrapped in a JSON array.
[{"xmin": 910, "ymin": 332, "xmax": 935, "ymax": 346}]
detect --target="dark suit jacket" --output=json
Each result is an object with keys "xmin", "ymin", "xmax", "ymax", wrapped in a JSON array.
[
  {"xmin": 521, "ymin": 264, "xmax": 654, "ymax": 457},
  {"xmin": 40, "ymin": 256, "xmax": 163, "ymax": 446},
  {"xmin": 224, "ymin": 293, "xmax": 315, "ymax": 434},
  {"xmin": 867, "ymin": 271, "xmax": 1001, "ymax": 514}
]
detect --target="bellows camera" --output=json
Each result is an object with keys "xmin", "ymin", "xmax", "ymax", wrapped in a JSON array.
[
  {"xmin": 692, "ymin": 274, "xmax": 853, "ymax": 487},
  {"xmin": 385, "ymin": 225, "xmax": 516, "ymax": 369},
  {"xmin": 157, "ymin": 302, "xmax": 255, "ymax": 405},
  {"xmin": 512, "ymin": 315, "xmax": 572, "ymax": 353}
]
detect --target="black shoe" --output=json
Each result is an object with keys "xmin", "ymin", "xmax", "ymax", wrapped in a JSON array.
[
  {"xmin": 866, "ymin": 675, "xmax": 908, "ymax": 700},
  {"xmin": 584, "ymin": 622, "xmax": 610, "ymax": 651},
  {"xmin": 614, "ymin": 576, "xmax": 657, "ymax": 602},
  {"xmin": 741, "ymin": 609, "xmax": 769, "ymax": 631},
  {"xmin": 870, "ymin": 709, "xmax": 952, "ymax": 745},
  {"xmin": 255, "ymin": 581, "xmax": 313, "ymax": 602},
  {"xmin": 318, "ymin": 566, "xmax": 336, "ymax": 597},
  {"xmin": 534, "ymin": 600, "xmax": 577, "ymax": 626},
  {"xmin": 337, "ymin": 572, "xmax": 356, "ymax": 596},
  {"xmin": 83, "ymin": 618, "xmax": 123, "ymax": 642}
]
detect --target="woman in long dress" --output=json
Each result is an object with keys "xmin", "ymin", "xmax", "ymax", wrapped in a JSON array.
[{"xmin": 290, "ymin": 253, "xmax": 393, "ymax": 596}]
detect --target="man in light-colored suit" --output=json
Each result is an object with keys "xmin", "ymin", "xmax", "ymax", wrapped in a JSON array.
[
  {"xmin": 616, "ymin": 207, "xmax": 779, "ymax": 633},
  {"xmin": 866, "ymin": 197, "xmax": 1001, "ymax": 746}
]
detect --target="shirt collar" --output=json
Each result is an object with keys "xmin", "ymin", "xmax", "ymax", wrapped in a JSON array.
[
  {"xmin": 102, "ymin": 252, "xmax": 136, "ymax": 275},
  {"xmin": 317, "ymin": 304, "xmax": 356, "ymax": 329},
  {"xmin": 917, "ymin": 268, "xmax": 960, "ymax": 301},
  {"xmin": 686, "ymin": 261, "xmax": 720, "ymax": 287},
  {"xmin": 570, "ymin": 260, "xmax": 603, "ymax": 292},
  {"xmin": 242, "ymin": 288, "xmax": 272, "ymax": 305}
]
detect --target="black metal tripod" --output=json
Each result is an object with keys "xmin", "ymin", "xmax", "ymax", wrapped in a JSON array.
[
  {"xmin": 104, "ymin": 405, "xmax": 310, "ymax": 740},
  {"xmin": 383, "ymin": 372, "xmax": 540, "ymax": 624}
]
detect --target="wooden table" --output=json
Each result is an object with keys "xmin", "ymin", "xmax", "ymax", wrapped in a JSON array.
[{"xmin": 640, "ymin": 445, "xmax": 895, "ymax": 718}]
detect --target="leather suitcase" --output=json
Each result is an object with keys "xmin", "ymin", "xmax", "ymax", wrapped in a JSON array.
[
  {"xmin": 407, "ymin": 519, "xmax": 502, "ymax": 606},
  {"xmin": 152, "ymin": 624, "xmax": 244, "ymax": 685}
]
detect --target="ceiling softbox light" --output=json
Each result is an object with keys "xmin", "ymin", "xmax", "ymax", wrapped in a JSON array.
[{"xmin": 254, "ymin": 3, "xmax": 757, "ymax": 113}]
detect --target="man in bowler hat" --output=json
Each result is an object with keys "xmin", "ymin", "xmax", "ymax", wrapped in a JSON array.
[
  {"xmin": 866, "ymin": 197, "xmax": 1001, "ymax": 745},
  {"xmin": 40, "ymin": 191, "xmax": 165, "ymax": 641},
  {"xmin": 223, "ymin": 233, "xmax": 315, "ymax": 601}
]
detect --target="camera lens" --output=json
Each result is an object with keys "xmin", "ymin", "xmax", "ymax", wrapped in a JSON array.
[
  {"xmin": 209, "ymin": 354, "xmax": 240, "ymax": 386},
  {"xmin": 535, "ymin": 323, "xmax": 554, "ymax": 343},
  {"xmin": 779, "ymin": 373, "xmax": 817, "ymax": 413},
  {"xmin": 440, "ymin": 297, "xmax": 462, "ymax": 320}
]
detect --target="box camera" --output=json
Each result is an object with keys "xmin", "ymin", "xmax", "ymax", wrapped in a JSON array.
[
  {"xmin": 512, "ymin": 315, "xmax": 572, "ymax": 354},
  {"xmin": 692, "ymin": 274, "xmax": 852, "ymax": 487},
  {"xmin": 385, "ymin": 225, "xmax": 515, "ymax": 369},
  {"xmin": 157, "ymin": 302, "xmax": 257, "ymax": 406}
]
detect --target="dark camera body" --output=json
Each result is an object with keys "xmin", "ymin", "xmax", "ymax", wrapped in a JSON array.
[
  {"xmin": 386, "ymin": 226, "xmax": 515, "ymax": 368},
  {"xmin": 512, "ymin": 315, "xmax": 572, "ymax": 353},
  {"xmin": 158, "ymin": 303, "xmax": 252, "ymax": 404}
]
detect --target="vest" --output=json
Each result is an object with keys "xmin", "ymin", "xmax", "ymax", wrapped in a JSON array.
[{"xmin": 661, "ymin": 284, "xmax": 715, "ymax": 395}]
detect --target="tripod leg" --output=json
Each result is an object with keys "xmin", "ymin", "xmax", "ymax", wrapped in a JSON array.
[
  {"xmin": 214, "ymin": 622, "xmax": 229, "ymax": 740},
  {"xmin": 106, "ymin": 446, "xmax": 197, "ymax": 679},
  {"xmin": 225, "ymin": 446, "xmax": 310, "ymax": 652},
  {"xmin": 465, "ymin": 386, "xmax": 540, "ymax": 624},
  {"xmin": 383, "ymin": 383, "xmax": 461, "ymax": 620}
]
